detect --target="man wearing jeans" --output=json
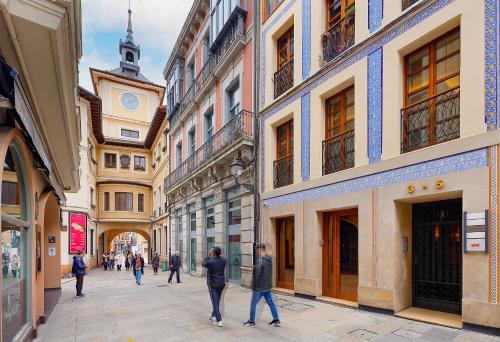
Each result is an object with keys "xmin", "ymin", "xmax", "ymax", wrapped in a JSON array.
[
  {"xmin": 72, "ymin": 250, "xmax": 86, "ymax": 298},
  {"xmin": 243, "ymin": 243, "xmax": 281, "ymax": 327}
]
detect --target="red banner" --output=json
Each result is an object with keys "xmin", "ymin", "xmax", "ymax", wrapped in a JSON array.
[{"xmin": 69, "ymin": 212, "xmax": 87, "ymax": 254}]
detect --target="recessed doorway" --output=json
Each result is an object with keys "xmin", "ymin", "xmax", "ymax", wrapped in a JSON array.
[
  {"xmin": 276, "ymin": 217, "xmax": 295, "ymax": 290},
  {"xmin": 322, "ymin": 209, "xmax": 358, "ymax": 302}
]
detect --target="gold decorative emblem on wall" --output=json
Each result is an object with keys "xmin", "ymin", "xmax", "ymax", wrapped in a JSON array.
[
  {"xmin": 407, "ymin": 184, "xmax": 415, "ymax": 193},
  {"xmin": 435, "ymin": 179, "xmax": 444, "ymax": 189},
  {"xmin": 120, "ymin": 154, "xmax": 130, "ymax": 168}
]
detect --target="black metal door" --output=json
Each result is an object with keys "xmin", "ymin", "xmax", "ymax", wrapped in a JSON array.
[{"xmin": 412, "ymin": 199, "xmax": 462, "ymax": 314}]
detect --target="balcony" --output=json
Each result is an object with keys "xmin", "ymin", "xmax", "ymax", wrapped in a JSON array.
[
  {"xmin": 401, "ymin": 87, "xmax": 460, "ymax": 154},
  {"xmin": 274, "ymin": 59, "xmax": 294, "ymax": 99},
  {"xmin": 165, "ymin": 110, "xmax": 253, "ymax": 191},
  {"xmin": 402, "ymin": 0, "xmax": 421, "ymax": 11},
  {"xmin": 194, "ymin": 54, "xmax": 216, "ymax": 102},
  {"xmin": 321, "ymin": 11, "xmax": 355, "ymax": 63},
  {"xmin": 273, "ymin": 154, "xmax": 293, "ymax": 188},
  {"xmin": 322, "ymin": 130, "xmax": 355, "ymax": 176}
]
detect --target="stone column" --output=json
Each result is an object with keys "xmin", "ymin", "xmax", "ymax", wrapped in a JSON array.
[
  {"xmin": 240, "ymin": 186, "xmax": 254, "ymax": 288},
  {"xmin": 181, "ymin": 201, "xmax": 189, "ymax": 274}
]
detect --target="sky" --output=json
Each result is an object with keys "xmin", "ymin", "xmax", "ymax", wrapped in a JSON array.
[{"xmin": 79, "ymin": 0, "xmax": 194, "ymax": 91}]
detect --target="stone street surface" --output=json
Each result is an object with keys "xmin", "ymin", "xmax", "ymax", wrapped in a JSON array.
[{"xmin": 35, "ymin": 269, "xmax": 499, "ymax": 342}]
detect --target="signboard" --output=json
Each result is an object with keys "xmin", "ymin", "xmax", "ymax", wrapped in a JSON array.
[
  {"xmin": 69, "ymin": 212, "xmax": 87, "ymax": 254},
  {"xmin": 464, "ymin": 211, "xmax": 488, "ymax": 253},
  {"xmin": 48, "ymin": 247, "xmax": 56, "ymax": 257}
]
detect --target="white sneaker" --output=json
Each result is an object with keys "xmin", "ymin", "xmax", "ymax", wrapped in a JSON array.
[
  {"xmin": 210, "ymin": 316, "xmax": 216, "ymax": 322},
  {"xmin": 217, "ymin": 321, "xmax": 223, "ymax": 327}
]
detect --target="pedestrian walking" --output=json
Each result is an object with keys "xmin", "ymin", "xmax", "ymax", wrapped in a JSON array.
[
  {"xmin": 243, "ymin": 243, "xmax": 281, "ymax": 327},
  {"xmin": 110, "ymin": 252, "xmax": 116, "ymax": 270},
  {"xmin": 202, "ymin": 246, "xmax": 226, "ymax": 327},
  {"xmin": 168, "ymin": 251, "xmax": 181, "ymax": 284},
  {"xmin": 205, "ymin": 248, "xmax": 216, "ymax": 322},
  {"xmin": 152, "ymin": 252, "xmax": 160, "ymax": 275},
  {"xmin": 103, "ymin": 253, "xmax": 109, "ymax": 271},
  {"xmin": 10, "ymin": 255, "xmax": 19, "ymax": 278},
  {"xmin": 132, "ymin": 252, "xmax": 144, "ymax": 285},
  {"xmin": 125, "ymin": 252, "xmax": 130, "ymax": 271},
  {"xmin": 116, "ymin": 253, "xmax": 123, "ymax": 271},
  {"xmin": 72, "ymin": 249, "xmax": 87, "ymax": 298}
]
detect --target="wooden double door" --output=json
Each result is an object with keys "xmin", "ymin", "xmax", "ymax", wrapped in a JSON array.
[
  {"xmin": 276, "ymin": 217, "xmax": 295, "ymax": 290},
  {"xmin": 322, "ymin": 209, "xmax": 358, "ymax": 301}
]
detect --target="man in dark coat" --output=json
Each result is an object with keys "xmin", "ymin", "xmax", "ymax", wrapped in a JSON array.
[
  {"xmin": 202, "ymin": 246, "xmax": 227, "ymax": 327},
  {"xmin": 152, "ymin": 252, "xmax": 160, "ymax": 275},
  {"xmin": 131, "ymin": 252, "xmax": 145, "ymax": 285},
  {"xmin": 243, "ymin": 243, "xmax": 281, "ymax": 327},
  {"xmin": 72, "ymin": 249, "xmax": 87, "ymax": 298},
  {"xmin": 168, "ymin": 251, "xmax": 181, "ymax": 284}
]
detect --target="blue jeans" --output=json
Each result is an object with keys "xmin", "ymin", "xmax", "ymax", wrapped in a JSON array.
[
  {"xmin": 249, "ymin": 291, "xmax": 279, "ymax": 322},
  {"xmin": 211, "ymin": 286, "xmax": 225, "ymax": 322},
  {"xmin": 135, "ymin": 269, "xmax": 142, "ymax": 284}
]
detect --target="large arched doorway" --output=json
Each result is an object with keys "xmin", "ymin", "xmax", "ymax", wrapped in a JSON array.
[
  {"xmin": 1, "ymin": 141, "xmax": 32, "ymax": 341},
  {"xmin": 97, "ymin": 229, "xmax": 150, "ymax": 268}
]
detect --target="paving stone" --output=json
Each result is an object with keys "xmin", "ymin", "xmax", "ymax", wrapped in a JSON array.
[
  {"xmin": 418, "ymin": 327, "xmax": 459, "ymax": 341},
  {"xmin": 348, "ymin": 328, "xmax": 378, "ymax": 340},
  {"xmin": 393, "ymin": 328, "xmax": 424, "ymax": 339}
]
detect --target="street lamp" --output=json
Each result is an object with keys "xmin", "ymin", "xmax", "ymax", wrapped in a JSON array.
[{"xmin": 230, "ymin": 154, "xmax": 255, "ymax": 193}]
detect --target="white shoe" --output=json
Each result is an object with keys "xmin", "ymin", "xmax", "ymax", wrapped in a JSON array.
[
  {"xmin": 217, "ymin": 321, "xmax": 223, "ymax": 327},
  {"xmin": 210, "ymin": 316, "xmax": 216, "ymax": 322}
]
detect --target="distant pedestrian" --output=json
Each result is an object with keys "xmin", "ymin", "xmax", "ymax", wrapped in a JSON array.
[
  {"xmin": 103, "ymin": 254, "xmax": 109, "ymax": 271},
  {"xmin": 72, "ymin": 249, "xmax": 87, "ymax": 298},
  {"xmin": 243, "ymin": 243, "xmax": 281, "ymax": 327},
  {"xmin": 132, "ymin": 252, "xmax": 144, "ymax": 285},
  {"xmin": 110, "ymin": 252, "xmax": 116, "ymax": 270},
  {"xmin": 152, "ymin": 252, "xmax": 160, "ymax": 275},
  {"xmin": 125, "ymin": 251, "xmax": 131, "ymax": 271},
  {"xmin": 116, "ymin": 253, "xmax": 123, "ymax": 271},
  {"xmin": 202, "ymin": 246, "xmax": 226, "ymax": 327},
  {"xmin": 168, "ymin": 251, "xmax": 181, "ymax": 284},
  {"xmin": 10, "ymin": 255, "xmax": 19, "ymax": 278}
]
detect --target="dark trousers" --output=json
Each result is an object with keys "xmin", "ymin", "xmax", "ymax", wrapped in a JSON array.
[
  {"xmin": 208, "ymin": 285, "xmax": 215, "ymax": 317},
  {"xmin": 168, "ymin": 268, "xmax": 180, "ymax": 283},
  {"xmin": 211, "ymin": 286, "xmax": 225, "ymax": 322},
  {"xmin": 117, "ymin": 265, "xmax": 122, "ymax": 271},
  {"xmin": 153, "ymin": 267, "xmax": 158, "ymax": 274},
  {"xmin": 76, "ymin": 275, "xmax": 84, "ymax": 296}
]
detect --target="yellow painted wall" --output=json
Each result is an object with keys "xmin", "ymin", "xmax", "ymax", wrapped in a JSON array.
[
  {"xmin": 97, "ymin": 183, "xmax": 151, "ymax": 220},
  {"xmin": 97, "ymin": 145, "xmax": 152, "ymax": 180}
]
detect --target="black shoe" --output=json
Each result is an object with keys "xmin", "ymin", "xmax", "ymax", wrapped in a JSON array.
[
  {"xmin": 243, "ymin": 320, "xmax": 256, "ymax": 327},
  {"xmin": 268, "ymin": 319, "xmax": 281, "ymax": 327}
]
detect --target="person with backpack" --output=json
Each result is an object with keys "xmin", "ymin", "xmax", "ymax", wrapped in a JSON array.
[
  {"xmin": 202, "ymin": 246, "xmax": 227, "ymax": 327},
  {"xmin": 72, "ymin": 249, "xmax": 87, "ymax": 298},
  {"xmin": 243, "ymin": 243, "xmax": 281, "ymax": 327}
]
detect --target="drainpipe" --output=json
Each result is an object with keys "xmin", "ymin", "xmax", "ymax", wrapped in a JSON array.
[{"xmin": 252, "ymin": 0, "xmax": 261, "ymax": 267}]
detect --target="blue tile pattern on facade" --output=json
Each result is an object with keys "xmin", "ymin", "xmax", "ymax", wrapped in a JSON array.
[
  {"xmin": 491, "ymin": 145, "xmax": 498, "ymax": 304},
  {"xmin": 369, "ymin": 0, "xmax": 383, "ymax": 33},
  {"xmin": 301, "ymin": 93, "xmax": 311, "ymax": 181},
  {"xmin": 368, "ymin": 48, "xmax": 383, "ymax": 164},
  {"xmin": 260, "ymin": 0, "xmax": 298, "ymax": 108},
  {"xmin": 485, "ymin": 0, "xmax": 498, "ymax": 130},
  {"xmin": 302, "ymin": 0, "xmax": 311, "ymax": 80},
  {"xmin": 263, "ymin": 148, "xmax": 488, "ymax": 208},
  {"xmin": 261, "ymin": 0, "xmax": 458, "ymax": 192}
]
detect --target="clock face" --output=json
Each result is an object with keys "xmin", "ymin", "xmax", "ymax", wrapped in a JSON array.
[{"xmin": 120, "ymin": 92, "xmax": 140, "ymax": 111}]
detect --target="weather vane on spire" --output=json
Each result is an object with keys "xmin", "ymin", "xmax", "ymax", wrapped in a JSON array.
[{"xmin": 126, "ymin": 0, "xmax": 133, "ymax": 43}]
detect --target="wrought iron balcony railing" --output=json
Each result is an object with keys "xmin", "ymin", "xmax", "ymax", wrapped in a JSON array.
[
  {"xmin": 274, "ymin": 59, "xmax": 294, "ymax": 99},
  {"xmin": 402, "ymin": 0, "xmax": 420, "ymax": 10},
  {"xmin": 165, "ymin": 110, "xmax": 253, "ymax": 191},
  {"xmin": 401, "ymin": 87, "xmax": 460, "ymax": 154},
  {"xmin": 273, "ymin": 154, "xmax": 293, "ymax": 188},
  {"xmin": 322, "ymin": 130, "xmax": 355, "ymax": 176},
  {"xmin": 322, "ymin": 11, "xmax": 355, "ymax": 63}
]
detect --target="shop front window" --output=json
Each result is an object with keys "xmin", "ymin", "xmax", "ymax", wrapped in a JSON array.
[
  {"xmin": 2, "ymin": 144, "xmax": 30, "ymax": 341},
  {"xmin": 227, "ymin": 188, "xmax": 241, "ymax": 282}
]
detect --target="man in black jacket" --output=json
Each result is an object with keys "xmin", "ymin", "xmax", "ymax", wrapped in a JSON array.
[
  {"xmin": 202, "ymin": 246, "xmax": 227, "ymax": 327},
  {"xmin": 168, "ymin": 251, "xmax": 181, "ymax": 284},
  {"xmin": 243, "ymin": 243, "xmax": 281, "ymax": 327},
  {"xmin": 72, "ymin": 250, "xmax": 86, "ymax": 298}
]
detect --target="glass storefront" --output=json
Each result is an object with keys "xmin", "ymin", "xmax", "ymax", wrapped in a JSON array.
[
  {"xmin": 227, "ymin": 188, "xmax": 241, "ymax": 282},
  {"xmin": 176, "ymin": 209, "xmax": 183, "ymax": 268},
  {"xmin": 205, "ymin": 197, "xmax": 215, "ymax": 257},
  {"xmin": 1, "ymin": 144, "xmax": 30, "ymax": 341},
  {"xmin": 189, "ymin": 204, "xmax": 196, "ymax": 274}
]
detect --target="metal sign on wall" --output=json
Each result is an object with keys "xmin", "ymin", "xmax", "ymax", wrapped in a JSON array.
[{"xmin": 463, "ymin": 210, "xmax": 488, "ymax": 253}]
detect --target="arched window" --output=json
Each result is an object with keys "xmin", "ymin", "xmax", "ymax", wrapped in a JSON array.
[
  {"xmin": 1, "ymin": 142, "xmax": 31, "ymax": 341},
  {"xmin": 126, "ymin": 51, "xmax": 134, "ymax": 63}
]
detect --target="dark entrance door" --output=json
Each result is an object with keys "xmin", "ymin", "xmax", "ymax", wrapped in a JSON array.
[
  {"xmin": 412, "ymin": 199, "xmax": 462, "ymax": 314},
  {"xmin": 276, "ymin": 217, "xmax": 295, "ymax": 290}
]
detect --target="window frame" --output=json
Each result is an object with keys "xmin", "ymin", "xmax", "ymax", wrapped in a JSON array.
[
  {"xmin": 325, "ymin": 86, "xmax": 355, "ymax": 139},
  {"xmin": 120, "ymin": 128, "xmax": 140, "ymax": 139},
  {"xmin": 262, "ymin": 0, "xmax": 285, "ymax": 23},
  {"xmin": 138, "ymin": 193, "xmax": 144, "ymax": 212},
  {"xmin": 134, "ymin": 155, "xmax": 146, "ymax": 171},
  {"xmin": 115, "ymin": 192, "xmax": 134, "ymax": 212},
  {"xmin": 276, "ymin": 119, "xmax": 294, "ymax": 160},
  {"xmin": 104, "ymin": 153, "xmax": 117, "ymax": 169},
  {"xmin": 326, "ymin": 0, "xmax": 355, "ymax": 31},
  {"xmin": 1, "ymin": 181, "xmax": 19, "ymax": 205},
  {"xmin": 277, "ymin": 27, "xmax": 294, "ymax": 71},
  {"xmin": 104, "ymin": 192, "xmax": 110, "ymax": 211}
]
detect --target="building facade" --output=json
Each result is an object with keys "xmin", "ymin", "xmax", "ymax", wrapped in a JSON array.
[
  {"xmin": 0, "ymin": 0, "xmax": 82, "ymax": 340},
  {"xmin": 163, "ymin": 0, "xmax": 256, "ymax": 287},
  {"xmin": 259, "ymin": 0, "xmax": 499, "ymax": 329}
]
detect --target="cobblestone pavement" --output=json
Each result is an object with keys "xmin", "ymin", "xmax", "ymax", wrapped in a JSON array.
[{"xmin": 35, "ymin": 269, "xmax": 500, "ymax": 342}]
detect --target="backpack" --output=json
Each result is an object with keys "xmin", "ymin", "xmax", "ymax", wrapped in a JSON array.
[{"xmin": 71, "ymin": 259, "xmax": 77, "ymax": 275}]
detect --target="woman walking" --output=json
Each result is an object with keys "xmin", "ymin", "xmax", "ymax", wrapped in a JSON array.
[
  {"xmin": 152, "ymin": 252, "xmax": 160, "ymax": 275},
  {"xmin": 202, "ymin": 246, "xmax": 227, "ymax": 327},
  {"xmin": 132, "ymin": 252, "xmax": 144, "ymax": 285},
  {"xmin": 116, "ymin": 253, "xmax": 123, "ymax": 271},
  {"xmin": 125, "ymin": 251, "xmax": 131, "ymax": 271}
]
